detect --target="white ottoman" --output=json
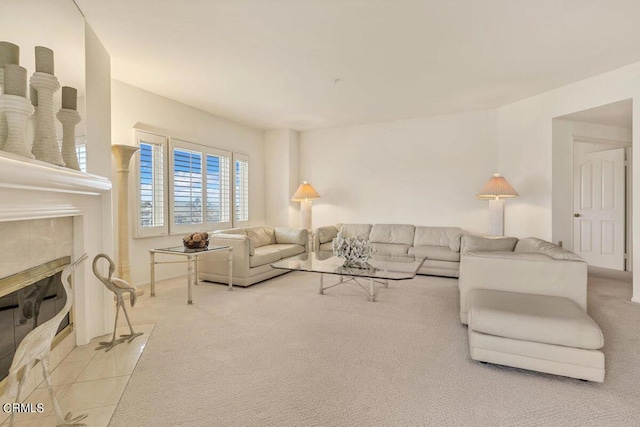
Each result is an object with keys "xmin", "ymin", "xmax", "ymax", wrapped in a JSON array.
[{"xmin": 467, "ymin": 289, "xmax": 605, "ymax": 382}]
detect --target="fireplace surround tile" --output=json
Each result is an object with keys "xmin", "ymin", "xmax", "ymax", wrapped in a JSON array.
[
  {"xmin": 29, "ymin": 219, "xmax": 58, "ymax": 269},
  {"xmin": 0, "ymin": 218, "xmax": 74, "ymax": 281},
  {"xmin": 0, "ymin": 221, "xmax": 30, "ymax": 279}
]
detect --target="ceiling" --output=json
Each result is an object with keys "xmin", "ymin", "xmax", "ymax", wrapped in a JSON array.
[
  {"xmin": 75, "ymin": 0, "xmax": 640, "ymax": 131},
  {"xmin": 559, "ymin": 99, "xmax": 632, "ymax": 129}
]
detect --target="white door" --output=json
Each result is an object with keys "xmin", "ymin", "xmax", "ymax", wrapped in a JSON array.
[{"xmin": 573, "ymin": 148, "xmax": 625, "ymax": 270}]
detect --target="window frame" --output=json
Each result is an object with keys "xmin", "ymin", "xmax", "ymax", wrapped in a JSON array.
[
  {"xmin": 233, "ymin": 152, "xmax": 250, "ymax": 227},
  {"xmin": 134, "ymin": 130, "xmax": 169, "ymax": 238},
  {"xmin": 75, "ymin": 137, "xmax": 87, "ymax": 173},
  {"xmin": 169, "ymin": 139, "xmax": 232, "ymax": 235}
]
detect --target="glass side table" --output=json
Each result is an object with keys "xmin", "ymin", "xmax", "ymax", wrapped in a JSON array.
[{"xmin": 149, "ymin": 245, "xmax": 232, "ymax": 304}]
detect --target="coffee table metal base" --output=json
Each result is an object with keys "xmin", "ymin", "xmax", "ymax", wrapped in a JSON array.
[
  {"xmin": 319, "ymin": 273, "xmax": 389, "ymax": 302},
  {"xmin": 149, "ymin": 246, "xmax": 233, "ymax": 305}
]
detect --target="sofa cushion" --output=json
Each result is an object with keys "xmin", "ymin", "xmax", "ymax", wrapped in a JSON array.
[
  {"xmin": 317, "ymin": 226, "xmax": 338, "ymax": 244},
  {"xmin": 468, "ymin": 289, "xmax": 604, "ymax": 350},
  {"xmin": 414, "ymin": 227, "xmax": 467, "ymax": 252},
  {"xmin": 339, "ymin": 223, "xmax": 372, "ymax": 239},
  {"xmin": 409, "ymin": 245, "xmax": 460, "ymax": 262},
  {"xmin": 246, "ymin": 226, "xmax": 276, "ymax": 248},
  {"xmin": 250, "ymin": 246, "xmax": 282, "ymax": 267},
  {"xmin": 275, "ymin": 227, "xmax": 307, "ymax": 246},
  {"xmin": 270, "ymin": 243, "xmax": 305, "ymax": 259},
  {"xmin": 461, "ymin": 235, "xmax": 518, "ymax": 253},
  {"xmin": 515, "ymin": 237, "xmax": 583, "ymax": 261},
  {"xmin": 371, "ymin": 243, "xmax": 411, "ymax": 256},
  {"xmin": 369, "ymin": 224, "xmax": 415, "ymax": 245},
  {"xmin": 319, "ymin": 242, "xmax": 333, "ymax": 252}
]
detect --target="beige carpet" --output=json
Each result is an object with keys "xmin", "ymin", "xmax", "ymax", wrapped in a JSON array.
[{"xmin": 110, "ymin": 271, "xmax": 640, "ymax": 426}]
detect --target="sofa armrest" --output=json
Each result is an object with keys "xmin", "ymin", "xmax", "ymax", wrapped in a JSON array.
[
  {"xmin": 458, "ymin": 252, "xmax": 587, "ymax": 324},
  {"xmin": 275, "ymin": 227, "xmax": 308, "ymax": 247},
  {"xmin": 202, "ymin": 234, "xmax": 251, "ymax": 278},
  {"xmin": 314, "ymin": 225, "xmax": 338, "ymax": 252}
]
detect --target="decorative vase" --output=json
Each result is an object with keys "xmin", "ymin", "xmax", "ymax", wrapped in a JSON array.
[
  {"xmin": 332, "ymin": 232, "xmax": 375, "ymax": 269},
  {"xmin": 30, "ymin": 71, "xmax": 63, "ymax": 165},
  {"xmin": 56, "ymin": 108, "xmax": 81, "ymax": 170},
  {"xmin": 0, "ymin": 94, "xmax": 34, "ymax": 158}
]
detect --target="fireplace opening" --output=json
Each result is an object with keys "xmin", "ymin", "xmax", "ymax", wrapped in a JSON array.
[{"xmin": 0, "ymin": 256, "xmax": 72, "ymax": 380}]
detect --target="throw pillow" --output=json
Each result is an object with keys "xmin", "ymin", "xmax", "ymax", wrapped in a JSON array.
[
  {"xmin": 245, "ymin": 226, "xmax": 276, "ymax": 248},
  {"xmin": 461, "ymin": 235, "xmax": 518, "ymax": 253}
]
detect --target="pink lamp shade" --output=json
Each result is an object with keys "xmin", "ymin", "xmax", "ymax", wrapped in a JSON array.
[{"xmin": 476, "ymin": 174, "xmax": 519, "ymax": 199}]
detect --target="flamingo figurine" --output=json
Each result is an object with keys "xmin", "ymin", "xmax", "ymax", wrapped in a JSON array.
[
  {"xmin": 92, "ymin": 254, "xmax": 143, "ymax": 351},
  {"xmin": 2, "ymin": 253, "xmax": 89, "ymax": 427}
]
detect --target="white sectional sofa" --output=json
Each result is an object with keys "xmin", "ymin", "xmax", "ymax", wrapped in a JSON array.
[
  {"xmin": 314, "ymin": 223, "xmax": 468, "ymax": 277},
  {"xmin": 458, "ymin": 236, "xmax": 587, "ymax": 324},
  {"xmin": 459, "ymin": 236, "xmax": 605, "ymax": 382},
  {"xmin": 198, "ymin": 225, "xmax": 308, "ymax": 287}
]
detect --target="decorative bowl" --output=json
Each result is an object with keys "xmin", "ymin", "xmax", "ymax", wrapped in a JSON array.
[{"xmin": 183, "ymin": 232, "xmax": 209, "ymax": 251}]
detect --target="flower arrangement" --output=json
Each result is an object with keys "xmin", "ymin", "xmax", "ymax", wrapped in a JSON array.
[
  {"xmin": 332, "ymin": 232, "xmax": 375, "ymax": 269},
  {"xmin": 183, "ymin": 231, "xmax": 209, "ymax": 251}
]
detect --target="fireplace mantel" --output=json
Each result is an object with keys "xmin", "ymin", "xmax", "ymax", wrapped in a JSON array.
[
  {"xmin": 0, "ymin": 151, "xmax": 111, "ymax": 222},
  {"xmin": 0, "ymin": 151, "xmax": 111, "ymax": 195}
]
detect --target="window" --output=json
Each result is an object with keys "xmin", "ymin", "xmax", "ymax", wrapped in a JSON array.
[
  {"xmin": 170, "ymin": 139, "xmax": 231, "ymax": 233},
  {"xmin": 135, "ymin": 131, "xmax": 168, "ymax": 237},
  {"xmin": 233, "ymin": 153, "xmax": 249, "ymax": 225},
  {"xmin": 75, "ymin": 139, "xmax": 87, "ymax": 172}
]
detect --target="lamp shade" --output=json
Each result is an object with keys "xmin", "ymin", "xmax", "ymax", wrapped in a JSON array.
[
  {"xmin": 292, "ymin": 181, "xmax": 320, "ymax": 201},
  {"xmin": 476, "ymin": 174, "xmax": 519, "ymax": 199}
]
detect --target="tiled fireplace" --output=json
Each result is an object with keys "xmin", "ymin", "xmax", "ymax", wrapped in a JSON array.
[{"xmin": 0, "ymin": 151, "xmax": 113, "ymax": 351}]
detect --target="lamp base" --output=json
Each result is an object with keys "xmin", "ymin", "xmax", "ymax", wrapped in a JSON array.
[
  {"xmin": 300, "ymin": 199, "xmax": 313, "ymax": 231},
  {"xmin": 488, "ymin": 199, "xmax": 505, "ymax": 236}
]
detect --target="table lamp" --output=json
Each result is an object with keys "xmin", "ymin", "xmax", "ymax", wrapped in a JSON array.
[
  {"xmin": 292, "ymin": 181, "xmax": 320, "ymax": 230},
  {"xmin": 476, "ymin": 173, "xmax": 519, "ymax": 236}
]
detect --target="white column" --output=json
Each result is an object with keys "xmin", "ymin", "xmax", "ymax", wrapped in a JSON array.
[{"xmin": 112, "ymin": 144, "xmax": 139, "ymax": 284}]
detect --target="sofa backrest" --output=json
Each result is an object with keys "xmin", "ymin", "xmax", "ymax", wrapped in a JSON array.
[
  {"xmin": 214, "ymin": 227, "xmax": 246, "ymax": 236},
  {"xmin": 460, "ymin": 235, "xmax": 518, "ymax": 253},
  {"xmin": 275, "ymin": 227, "xmax": 307, "ymax": 246},
  {"xmin": 245, "ymin": 225, "xmax": 276, "ymax": 248},
  {"xmin": 338, "ymin": 223, "xmax": 372, "ymax": 239},
  {"xmin": 514, "ymin": 237, "xmax": 583, "ymax": 261},
  {"xmin": 369, "ymin": 224, "xmax": 415, "ymax": 245},
  {"xmin": 414, "ymin": 227, "xmax": 468, "ymax": 252}
]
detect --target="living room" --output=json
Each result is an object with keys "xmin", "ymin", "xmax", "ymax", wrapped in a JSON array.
[{"xmin": 1, "ymin": 0, "xmax": 640, "ymax": 426}]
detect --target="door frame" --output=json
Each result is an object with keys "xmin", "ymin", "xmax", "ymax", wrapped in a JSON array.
[{"xmin": 573, "ymin": 136, "xmax": 632, "ymax": 271}]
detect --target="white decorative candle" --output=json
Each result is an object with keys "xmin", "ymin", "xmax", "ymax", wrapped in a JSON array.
[
  {"xmin": 3, "ymin": 64, "xmax": 27, "ymax": 97},
  {"xmin": 34, "ymin": 46, "xmax": 54, "ymax": 75},
  {"xmin": 61, "ymin": 86, "xmax": 77, "ymax": 110},
  {"xmin": 57, "ymin": 107, "xmax": 81, "ymax": 170},
  {"xmin": 30, "ymin": 71, "xmax": 63, "ymax": 165},
  {"xmin": 0, "ymin": 42, "xmax": 19, "ymax": 68},
  {"xmin": 0, "ymin": 42, "xmax": 18, "ymax": 150}
]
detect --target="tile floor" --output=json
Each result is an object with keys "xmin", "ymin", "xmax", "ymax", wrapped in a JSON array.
[{"xmin": 1, "ymin": 323, "xmax": 155, "ymax": 427}]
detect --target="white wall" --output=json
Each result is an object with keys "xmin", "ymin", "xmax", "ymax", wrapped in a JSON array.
[
  {"xmin": 265, "ymin": 129, "xmax": 299, "ymax": 227},
  {"xmin": 111, "ymin": 80, "xmax": 266, "ymax": 286},
  {"xmin": 83, "ymin": 22, "xmax": 115, "ymax": 342},
  {"xmin": 299, "ymin": 110, "xmax": 497, "ymax": 233},
  {"xmin": 495, "ymin": 61, "xmax": 640, "ymax": 301}
]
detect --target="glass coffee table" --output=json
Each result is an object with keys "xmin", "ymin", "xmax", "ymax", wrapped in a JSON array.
[
  {"xmin": 149, "ymin": 245, "xmax": 232, "ymax": 304},
  {"xmin": 271, "ymin": 252, "xmax": 425, "ymax": 302}
]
